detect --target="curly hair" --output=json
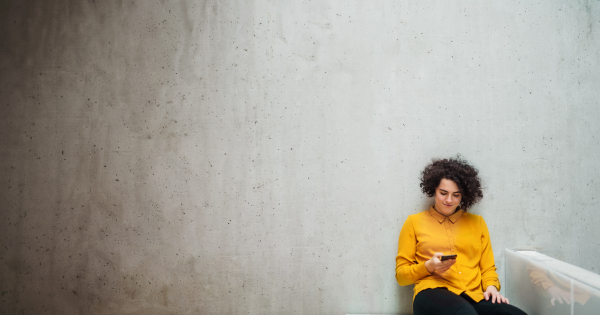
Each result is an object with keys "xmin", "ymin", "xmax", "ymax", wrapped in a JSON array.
[{"xmin": 419, "ymin": 156, "xmax": 483, "ymax": 211}]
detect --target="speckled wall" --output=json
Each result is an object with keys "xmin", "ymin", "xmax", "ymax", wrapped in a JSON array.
[{"xmin": 1, "ymin": 1, "xmax": 599, "ymax": 314}]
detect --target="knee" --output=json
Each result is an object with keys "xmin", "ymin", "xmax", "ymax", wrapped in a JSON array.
[{"xmin": 453, "ymin": 304, "xmax": 478, "ymax": 315}]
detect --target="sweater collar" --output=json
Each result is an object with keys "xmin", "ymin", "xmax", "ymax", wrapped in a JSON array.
[{"xmin": 428, "ymin": 206, "xmax": 464, "ymax": 224}]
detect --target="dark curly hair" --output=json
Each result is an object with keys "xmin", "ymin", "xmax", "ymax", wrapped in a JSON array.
[{"xmin": 419, "ymin": 156, "xmax": 483, "ymax": 211}]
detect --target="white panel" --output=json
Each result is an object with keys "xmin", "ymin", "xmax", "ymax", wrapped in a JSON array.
[{"xmin": 506, "ymin": 250, "xmax": 600, "ymax": 315}]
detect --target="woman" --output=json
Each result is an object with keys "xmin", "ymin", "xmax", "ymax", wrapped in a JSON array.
[{"xmin": 395, "ymin": 157, "xmax": 527, "ymax": 315}]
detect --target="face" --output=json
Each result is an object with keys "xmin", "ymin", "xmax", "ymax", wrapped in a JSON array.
[{"xmin": 434, "ymin": 178, "xmax": 462, "ymax": 216}]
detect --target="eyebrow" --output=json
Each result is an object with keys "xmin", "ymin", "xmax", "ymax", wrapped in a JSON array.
[{"xmin": 439, "ymin": 189, "xmax": 461, "ymax": 194}]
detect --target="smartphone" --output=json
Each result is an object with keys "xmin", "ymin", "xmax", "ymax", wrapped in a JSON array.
[{"xmin": 440, "ymin": 254, "xmax": 457, "ymax": 261}]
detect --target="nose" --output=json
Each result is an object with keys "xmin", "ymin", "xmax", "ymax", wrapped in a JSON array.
[{"xmin": 445, "ymin": 194, "xmax": 453, "ymax": 203}]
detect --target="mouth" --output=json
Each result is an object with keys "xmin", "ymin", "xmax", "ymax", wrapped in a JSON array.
[{"xmin": 443, "ymin": 203, "xmax": 454, "ymax": 207}]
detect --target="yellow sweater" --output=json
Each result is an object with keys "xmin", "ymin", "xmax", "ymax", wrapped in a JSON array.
[{"xmin": 395, "ymin": 207, "xmax": 500, "ymax": 302}]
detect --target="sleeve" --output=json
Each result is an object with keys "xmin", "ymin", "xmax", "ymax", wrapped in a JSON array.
[
  {"xmin": 395, "ymin": 215, "xmax": 432, "ymax": 286},
  {"xmin": 479, "ymin": 217, "xmax": 501, "ymax": 291},
  {"xmin": 528, "ymin": 264, "xmax": 555, "ymax": 290}
]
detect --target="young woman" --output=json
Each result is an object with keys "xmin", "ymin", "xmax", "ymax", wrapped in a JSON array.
[{"xmin": 395, "ymin": 157, "xmax": 527, "ymax": 315}]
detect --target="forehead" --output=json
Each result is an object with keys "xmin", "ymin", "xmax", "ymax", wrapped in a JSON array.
[{"xmin": 437, "ymin": 178, "xmax": 460, "ymax": 192}]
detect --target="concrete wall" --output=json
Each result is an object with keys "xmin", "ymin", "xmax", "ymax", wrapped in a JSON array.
[{"xmin": 1, "ymin": 0, "xmax": 599, "ymax": 314}]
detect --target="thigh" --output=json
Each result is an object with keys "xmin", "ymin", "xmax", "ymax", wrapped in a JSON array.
[
  {"xmin": 468, "ymin": 296, "xmax": 528, "ymax": 315},
  {"xmin": 414, "ymin": 288, "xmax": 478, "ymax": 315}
]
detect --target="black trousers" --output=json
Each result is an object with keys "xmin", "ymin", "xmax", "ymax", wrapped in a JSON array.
[{"xmin": 413, "ymin": 288, "xmax": 528, "ymax": 315}]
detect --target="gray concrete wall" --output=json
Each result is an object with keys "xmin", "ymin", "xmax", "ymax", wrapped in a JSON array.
[{"xmin": 1, "ymin": 0, "xmax": 599, "ymax": 314}]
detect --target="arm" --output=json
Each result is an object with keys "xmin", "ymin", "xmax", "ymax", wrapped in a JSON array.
[
  {"xmin": 479, "ymin": 217, "xmax": 508, "ymax": 303},
  {"xmin": 395, "ymin": 216, "xmax": 432, "ymax": 286},
  {"xmin": 479, "ymin": 217, "xmax": 500, "ymax": 291},
  {"xmin": 528, "ymin": 265, "xmax": 555, "ymax": 290},
  {"xmin": 528, "ymin": 265, "xmax": 573, "ymax": 305}
]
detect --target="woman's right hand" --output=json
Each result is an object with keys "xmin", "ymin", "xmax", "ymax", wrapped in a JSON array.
[{"xmin": 425, "ymin": 252, "xmax": 456, "ymax": 275}]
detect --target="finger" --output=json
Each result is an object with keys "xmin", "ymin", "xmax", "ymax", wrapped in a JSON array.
[
  {"xmin": 439, "ymin": 262, "xmax": 451, "ymax": 268},
  {"xmin": 505, "ymin": 298, "xmax": 510, "ymax": 305},
  {"xmin": 491, "ymin": 293, "xmax": 497, "ymax": 304},
  {"xmin": 557, "ymin": 297, "xmax": 563, "ymax": 304},
  {"xmin": 445, "ymin": 260, "xmax": 456, "ymax": 266},
  {"xmin": 483, "ymin": 292, "xmax": 489, "ymax": 301},
  {"xmin": 439, "ymin": 263, "xmax": 452, "ymax": 270},
  {"xmin": 437, "ymin": 267, "xmax": 450, "ymax": 274},
  {"xmin": 550, "ymin": 298, "xmax": 555, "ymax": 306}
]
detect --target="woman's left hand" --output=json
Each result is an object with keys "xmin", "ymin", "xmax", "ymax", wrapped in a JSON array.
[{"xmin": 484, "ymin": 285, "xmax": 510, "ymax": 304}]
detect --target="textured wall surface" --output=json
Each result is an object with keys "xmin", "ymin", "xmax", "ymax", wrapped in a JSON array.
[{"xmin": 1, "ymin": 0, "xmax": 599, "ymax": 314}]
